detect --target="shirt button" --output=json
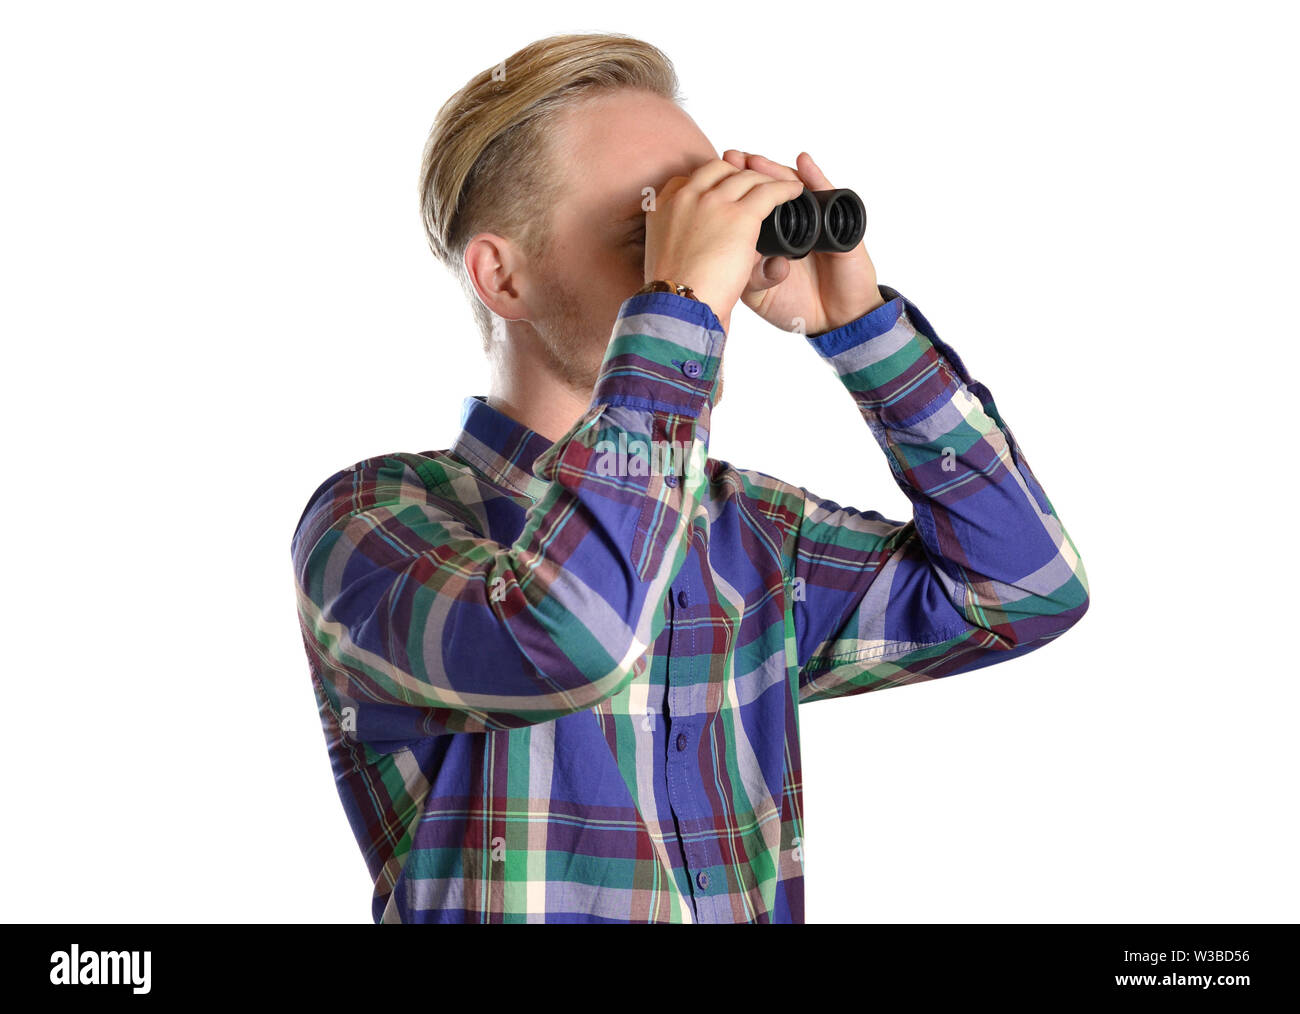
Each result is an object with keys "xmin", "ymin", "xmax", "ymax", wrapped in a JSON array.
[
  {"xmin": 696, "ymin": 871, "xmax": 710, "ymax": 890},
  {"xmin": 675, "ymin": 732, "xmax": 687, "ymax": 752},
  {"xmin": 676, "ymin": 590, "xmax": 689, "ymax": 608},
  {"xmin": 681, "ymin": 359, "xmax": 703, "ymax": 378},
  {"xmin": 664, "ymin": 474, "xmax": 678, "ymax": 487}
]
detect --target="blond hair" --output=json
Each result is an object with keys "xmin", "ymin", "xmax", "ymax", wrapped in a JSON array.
[{"xmin": 418, "ymin": 33, "xmax": 680, "ymax": 349}]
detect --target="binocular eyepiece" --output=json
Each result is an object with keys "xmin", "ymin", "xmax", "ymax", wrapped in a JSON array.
[{"xmin": 757, "ymin": 187, "xmax": 867, "ymax": 259}]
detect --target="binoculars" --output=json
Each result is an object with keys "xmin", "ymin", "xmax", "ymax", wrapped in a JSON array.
[{"xmin": 757, "ymin": 187, "xmax": 866, "ymax": 259}]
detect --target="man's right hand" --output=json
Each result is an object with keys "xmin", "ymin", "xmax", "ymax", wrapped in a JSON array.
[{"xmin": 643, "ymin": 159, "xmax": 805, "ymax": 334}]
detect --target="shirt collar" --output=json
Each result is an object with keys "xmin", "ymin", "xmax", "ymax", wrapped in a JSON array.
[{"xmin": 449, "ymin": 395, "xmax": 555, "ymax": 502}]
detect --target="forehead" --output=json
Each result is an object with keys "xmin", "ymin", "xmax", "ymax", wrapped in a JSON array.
[{"xmin": 548, "ymin": 89, "xmax": 717, "ymax": 220}]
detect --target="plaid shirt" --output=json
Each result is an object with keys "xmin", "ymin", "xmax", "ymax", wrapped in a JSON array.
[{"xmin": 289, "ymin": 284, "xmax": 1089, "ymax": 923}]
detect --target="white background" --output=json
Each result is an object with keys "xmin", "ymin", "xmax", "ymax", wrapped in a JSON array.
[{"xmin": 2, "ymin": 0, "xmax": 1296, "ymax": 923}]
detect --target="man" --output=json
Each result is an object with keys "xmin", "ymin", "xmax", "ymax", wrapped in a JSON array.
[{"xmin": 289, "ymin": 32, "xmax": 1089, "ymax": 924}]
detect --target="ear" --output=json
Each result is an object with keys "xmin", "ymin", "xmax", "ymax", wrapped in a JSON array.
[{"xmin": 463, "ymin": 232, "xmax": 531, "ymax": 323}]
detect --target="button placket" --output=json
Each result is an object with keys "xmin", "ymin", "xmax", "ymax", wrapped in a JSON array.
[{"xmin": 663, "ymin": 549, "xmax": 714, "ymax": 919}]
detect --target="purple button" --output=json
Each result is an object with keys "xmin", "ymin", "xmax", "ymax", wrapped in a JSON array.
[
  {"xmin": 676, "ymin": 590, "xmax": 688, "ymax": 608},
  {"xmin": 676, "ymin": 733, "xmax": 687, "ymax": 752},
  {"xmin": 664, "ymin": 474, "xmax": 678, "ymax": 487},
  {"xmin": 682, "ymin": 359, "xmax": 702, "ymax": 378},
  {"xmin": 696, "ymin": 871, "xmax": 710, "ymax": 889}
]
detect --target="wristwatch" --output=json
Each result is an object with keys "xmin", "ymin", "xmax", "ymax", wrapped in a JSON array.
[{"xmin": 635, "ymin": 279, "xmax": 698, "ymax": 301}]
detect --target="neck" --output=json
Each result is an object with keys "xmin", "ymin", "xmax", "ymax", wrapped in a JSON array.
[{"xmin": 485, "ymin": 326, "xmax": 591, "ymax": 444}]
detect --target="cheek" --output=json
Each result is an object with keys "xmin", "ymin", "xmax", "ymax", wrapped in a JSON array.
[
  {"xmin": 599, "ymin": 242, "xmax": 645, "ymax": 285},
  {"xmin": 561, "ymin": 245, "xmax": 645, "ymax": 332},
  {"xmin": 600, "ymin": 256, "xmax": 646, "ymax": 327},
  {"xmin": 624, "ymin": 243, "xmax": 648, "ymax": 280}
]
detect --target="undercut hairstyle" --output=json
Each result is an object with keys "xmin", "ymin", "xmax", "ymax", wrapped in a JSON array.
[{"xmin": 418, "ymin": 32, "xmax": 681, "ymax": 350}]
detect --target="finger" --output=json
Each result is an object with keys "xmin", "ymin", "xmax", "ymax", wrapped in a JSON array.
[
  {"xmin": 795, "ymin": 151, "xmax": 834, "ymax": 190},
  {"xmin": 736, "ymin": 177, "xmax": 807, "ymax": 216},
  {"xmin": 679, "ymin": 158, "xmax": 744, "ymax": 196},
  {"xmin": 739, "ymin": 151, "xmax": 801, "ymax": 183},
  {"xmin": 653, "ymin": 175, "xmax": 691, "ymax": 203},
  {"xmin": 720, "ymin": 148, "xmax": 748, "ymax": 171},
  {"xmin": 711, "ymin": 167, "xmax": 787, "ymax": 202}
]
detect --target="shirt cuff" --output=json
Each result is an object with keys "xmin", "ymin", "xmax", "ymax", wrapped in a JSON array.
[
  {"xmin": 805, "ymin": 283, "xmax": 966, "ymax": 424},
  {"xmin": 590, "ymin": 290, "xmax": 726, "ymax": 418},
  {"xmin": 807, "ymin": 284, "xmax": 906, "ymax": 348}
]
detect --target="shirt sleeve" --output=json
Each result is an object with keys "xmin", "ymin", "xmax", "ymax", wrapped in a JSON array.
[
  {"xmin": 791, "ymin": 284, "xmax": 1090, "ymax": 704},
  {"xmin": 290, "ymin": 290, "xmax": 725, "ymax": 734}
]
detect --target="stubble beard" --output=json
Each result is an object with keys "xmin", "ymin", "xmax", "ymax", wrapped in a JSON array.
[{"xmin": 532, "ymin": 271, "xmax": 604, "ymax": 399}]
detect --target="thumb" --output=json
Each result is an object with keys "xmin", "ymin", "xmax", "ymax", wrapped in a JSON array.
[
  {"xmin": 750, "ymin": 254, "xmax": 791, "ymax": 291},
  {"xmin": 796, "ymin": 152, "xmax": 834, "ymax": 190}
]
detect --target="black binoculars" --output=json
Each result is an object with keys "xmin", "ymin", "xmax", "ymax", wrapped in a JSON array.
[{"xmin": 757, "ymin": 187, "xmax": 866, "ymax": 259}]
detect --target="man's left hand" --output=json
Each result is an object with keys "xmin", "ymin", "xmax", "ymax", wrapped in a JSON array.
[{"xmin": 722, "ymin": 149, "xmax": 885, "ymax": 336}]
